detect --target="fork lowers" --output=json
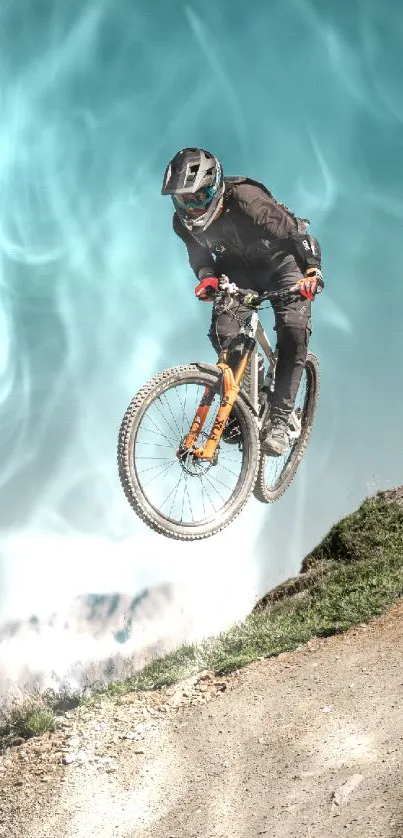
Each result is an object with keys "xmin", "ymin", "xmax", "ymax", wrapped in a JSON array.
[{"xmin": 191, "ymin": 348, "xmax": 253, "ymax": 461}]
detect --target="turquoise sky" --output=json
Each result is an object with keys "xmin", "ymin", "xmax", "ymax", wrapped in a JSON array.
[{"xmin": 0, "ymin": 0, "xmax": 402, "ymax": 635}]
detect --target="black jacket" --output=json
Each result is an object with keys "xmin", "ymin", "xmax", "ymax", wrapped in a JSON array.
[{"xmin": 173, "ymin": 177, "xmax": 322, "ymax": 291}]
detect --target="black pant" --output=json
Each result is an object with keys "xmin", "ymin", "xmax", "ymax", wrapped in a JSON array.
[{"xmin": 207, "ymin": 269, "xmax": 312, "ymax": 422}]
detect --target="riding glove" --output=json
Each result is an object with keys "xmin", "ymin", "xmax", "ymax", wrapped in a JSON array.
[
  {"xmin": 195, "ymin": 276, "xmax": 220, "ymax": 301},
  {"xmin": 297, "ymin": 267, "xmax": 324, "ymax": 301}
]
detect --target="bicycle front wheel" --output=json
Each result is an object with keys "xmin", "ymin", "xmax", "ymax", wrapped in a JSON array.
[{"xmin": 118, "ymin": 364, "xmax": 260, "ymax": 540}]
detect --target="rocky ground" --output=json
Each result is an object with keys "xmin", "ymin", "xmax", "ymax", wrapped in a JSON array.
[{"xmin": 1, "ymin": 597, "xmax": 403, "ymax": 837}]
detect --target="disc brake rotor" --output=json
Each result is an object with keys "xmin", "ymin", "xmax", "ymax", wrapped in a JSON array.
[{"xmin": 176, "ymin": 431, "xmax": 219, "ymax": 475}]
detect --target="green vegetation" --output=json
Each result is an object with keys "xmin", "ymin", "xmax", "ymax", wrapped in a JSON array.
[
  {"xmin": 0, "ymin": 693, "xmax": 56, "ymax": 749},
  {"xmin": 1, "ymin": 491, "xmax": 402, "ymax": 751},
  {"xmin": 0, "ymin": 688, "xmax": 81, "ymax": 751}
]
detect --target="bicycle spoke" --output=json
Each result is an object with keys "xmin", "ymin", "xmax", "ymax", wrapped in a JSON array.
[
  {"xmin": 140, "ymin": 415, "xmax": 173, "ymax": 447},
  {"xmin": 200, "ymin": 479, "xmax": 207, "ymax": 518},
  {"xmin": 174, "ymin": 384, "xmax": 192, "ymax": 436},
  {"xmin": 158, "ymin": 390, "xmax": 188, "ymax": 440},
  {"xmin": 219, "ymin": 462, "xmax": 242, "ymax": 478},
  {"xmin": 180, "ymin": 476, "xmax": 187, "ymax": 523},
  {"xmin": 199, "ymin": 474, "xmax": 219, "ymax": 515},
  {"xmin": 162, "ymin": 474, "xmax": 184, "ymax": 518},
  {"xmin": 201, "ymin": 472, "xmax": 230, "ymax": 505},
  {"xmin": 136, "ymin": 441, "xmax": 173, "ymax": 449},
  {"xmin": 209, "ymin": 472, "xmax": 235, "ymax": 494},
  {"xmin": 140, "ymin": 458, "xmax": 178, "ymax": 488},
  {"xmin": 153, "ymin": 398, "xmax": 181, "ymax": 443},
  {"xmin": 175, "ymin": 383, "xmax": 202, "ymax": 437},
  {"xmin": 135, "ymin": 456, "xmax": 174, "ymax": 461},
  {"xmin": 183, "ymin": 479, "xmax": 195, "ymax": 523}
]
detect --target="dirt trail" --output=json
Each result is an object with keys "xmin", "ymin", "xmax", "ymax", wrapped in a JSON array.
[{"xmin": 1, "ymin": 599, "xmax": 403, "ymax": 838}]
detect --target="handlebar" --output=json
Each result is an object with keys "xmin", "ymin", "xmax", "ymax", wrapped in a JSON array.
[{"xmin": 215, "ymin": 276, "xmax": 300, "ymax": 307}]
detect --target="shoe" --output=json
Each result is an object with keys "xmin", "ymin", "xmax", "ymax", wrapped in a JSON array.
[{"xmin": 262, "ymin": 417, "xmax": 291, "ymax": 456}]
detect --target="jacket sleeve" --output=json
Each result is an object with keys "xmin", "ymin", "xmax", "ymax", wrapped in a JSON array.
[
  {"xmin": 235, "ymin": 184, "xmax": 322, "ymax": 272},
  {"xmin": 173, "ymin": 213, "xmax": 216, "ymax": 281}
]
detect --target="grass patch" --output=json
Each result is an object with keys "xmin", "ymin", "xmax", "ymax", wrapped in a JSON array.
[
  {"xmin": 1, "ymin": 492, "xmax": 402, "ymax": 751},
  {"xmin": 301, "ymin": 496, "xmax": 403, "ymax": 569},
  {"xmin": 0, "ymin": 687, "xmax": 82, "ymax": 751},
  {"xmin": 0, "ymin": 694, "xmax": 56, "ymax": 749}
]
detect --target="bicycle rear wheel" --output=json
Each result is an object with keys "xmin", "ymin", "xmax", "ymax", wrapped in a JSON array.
[
  {"xmin": 118, "ymin": 364, "xmax": 260, "ymax": 540},
  {"xmin": 253, "ymin": 353, "xmax": 320, "ymax": 504}
]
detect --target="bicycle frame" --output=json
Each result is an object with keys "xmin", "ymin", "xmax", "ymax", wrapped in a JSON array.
[{"xmin": 181, "ymin": 289, "xmax": 302, "ymax": 462}]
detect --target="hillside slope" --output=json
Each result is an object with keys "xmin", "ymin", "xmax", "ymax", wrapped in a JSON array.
[
  {"xmin": 1, "ymin": 598, "xmax": 402, "ymax": 838},
  {"xmin": 0, "ymin": 487, "xmax": 402, "ymax": 837}
]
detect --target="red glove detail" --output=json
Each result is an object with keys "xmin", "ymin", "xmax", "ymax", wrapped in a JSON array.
[
  {"xmin": 194, "ymin": 276, "xmax": 220, "ymax": 301},
  {"xmin": 297, "ymin": 268, "xmax": 322, "ymax": 302}
]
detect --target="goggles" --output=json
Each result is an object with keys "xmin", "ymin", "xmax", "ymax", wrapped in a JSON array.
[{"xmin": 173, "ymin": 184, "xmax": 216, "ymax": 214}]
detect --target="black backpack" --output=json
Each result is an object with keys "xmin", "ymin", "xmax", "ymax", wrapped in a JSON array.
[{"xmin": 225, "ymin": 176, "xmax": 311, "ymax": 235}]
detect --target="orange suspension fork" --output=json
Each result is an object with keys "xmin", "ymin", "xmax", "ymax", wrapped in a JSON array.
[
  {"xmin": 183, "ymin": 385, "xmax": 216, "ymax": 449},
  {"xmin": 193, "ymin": 351, "xmax": 251, "ymax": 461},
  {"xmin": 182, "ymin": 350, "xmax": 229, "ymax": 451}
]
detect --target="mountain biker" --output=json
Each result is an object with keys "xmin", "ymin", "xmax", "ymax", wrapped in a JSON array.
[{"xmin": 161, "ymin": 147, "xmax": 324, "ymax": 456}]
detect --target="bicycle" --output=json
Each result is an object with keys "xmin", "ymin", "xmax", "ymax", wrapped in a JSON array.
[{"xmin": 117, "ymin": 276, "xmax": 320, "ymax": 541}]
